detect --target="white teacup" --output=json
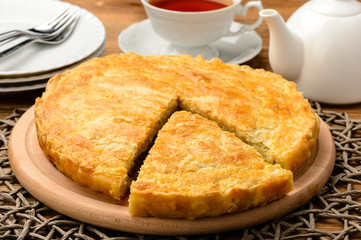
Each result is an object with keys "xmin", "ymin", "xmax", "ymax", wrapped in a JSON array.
[{"xmin": 141, "ymin": 0, "xmax": 263, "ymax": 59}]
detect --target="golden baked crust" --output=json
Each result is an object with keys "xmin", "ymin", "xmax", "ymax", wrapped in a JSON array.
[
  {"xmin": 35, "ymin": 52, "xmax": 319, "ymax": 218},
  {"xmin": 129, "ymin": 111, "xmax": 293, "ymax": 219}
]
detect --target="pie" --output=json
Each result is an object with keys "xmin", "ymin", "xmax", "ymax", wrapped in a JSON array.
[{"xmin": 34, "ymin": 52, "xmax": 319, "ymax": 219}]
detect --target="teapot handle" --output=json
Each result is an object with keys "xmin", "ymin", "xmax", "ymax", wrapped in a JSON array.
[{"xmin": 226, "ymin": 1, "xmax": 263, "ymax": 36}]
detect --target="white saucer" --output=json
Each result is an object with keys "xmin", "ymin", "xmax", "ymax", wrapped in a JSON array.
[
  {"xmin": 0, "ymin": 0, "xmax": 106, "ymax": 77},
  {"xmin": 118, "ymin": 19, "xmax": 262, "ymax": 64}
]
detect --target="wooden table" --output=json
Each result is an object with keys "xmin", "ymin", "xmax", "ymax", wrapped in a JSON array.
[
  {"xmin": 0, "ymin": 0, "xmax": 360, "ymax": 238},
  {"xmin": 0, "ymin": 0, "xmax": 361, "ymax": 120}
]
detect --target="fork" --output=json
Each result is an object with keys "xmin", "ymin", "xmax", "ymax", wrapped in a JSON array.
[
  {"xmin": 0, "ymin": 6, "xmax": 79, "ymax": 45},
  {"xmin": 0, "ymin": 12, "xmax": 80, "ymax": 61}
]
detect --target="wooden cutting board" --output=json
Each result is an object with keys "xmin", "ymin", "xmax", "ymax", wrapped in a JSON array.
[{"xmin": 8, "ymin": 106, "xmax": 335, "ymax": 235}]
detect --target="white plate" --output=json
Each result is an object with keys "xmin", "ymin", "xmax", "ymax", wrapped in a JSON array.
[
  {"xmin": 0, "ymin": 0, "xmax": 105, "ymax": 77},
  {"xmin": 118, "ymin": 19, "xmax": 262, "ymax": 65},
  {"xmin": 0, "ymin": 39, "xmax": 106, "ymax": 85},
  {"xmin": 0, "ymin": 80, "xmax": 48, "ymax": 94},
  {"xmin": 0, "ymin": 40, "xmax": 106, "ymax": 93}
]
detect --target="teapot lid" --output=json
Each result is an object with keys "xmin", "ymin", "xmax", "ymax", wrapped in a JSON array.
[{"xmin": 309, "ymin": 0, "xmax": 361, "ymax": 17}]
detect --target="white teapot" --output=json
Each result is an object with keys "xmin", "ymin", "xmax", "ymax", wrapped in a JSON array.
[{"xmin": 260, "ymin": 0, "xmax": 361, "ymax": 104}]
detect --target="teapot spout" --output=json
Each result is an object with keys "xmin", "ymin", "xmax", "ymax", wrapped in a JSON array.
[{"xmin": 260, "ymin": 9, "xmax": 303, "ymax": 81}]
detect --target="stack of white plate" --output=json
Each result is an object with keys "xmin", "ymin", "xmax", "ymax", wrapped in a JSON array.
[{"xmin": 0, "ymin": 0, "xmax": 106, "ymax": 94}]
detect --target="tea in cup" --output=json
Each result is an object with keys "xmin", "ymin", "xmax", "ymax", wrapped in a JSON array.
[{"xmin": 141, "ymin": 0, "xmax": 263, "ymax": 59}]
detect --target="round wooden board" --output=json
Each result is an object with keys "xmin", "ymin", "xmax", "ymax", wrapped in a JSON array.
[{"xmin": 9, "ymin": 106, "xmax": 335, "ymax": 236}]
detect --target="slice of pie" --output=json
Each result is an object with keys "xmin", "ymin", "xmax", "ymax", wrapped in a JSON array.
[{"xmin": 129, "ymin": 111, "xmax": 293, "ymax": 219}]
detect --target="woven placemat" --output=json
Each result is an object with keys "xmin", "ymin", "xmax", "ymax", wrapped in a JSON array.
[{"xmin": 1, "ymin": 102, "xmax": 360, "ymax": 240}]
